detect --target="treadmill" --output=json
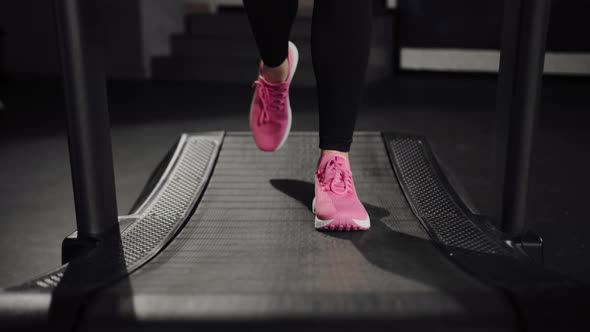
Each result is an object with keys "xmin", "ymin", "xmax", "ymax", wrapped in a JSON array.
[{"xmin": 1, "ymin": 1, "xmax": 587, "ymax": 331}]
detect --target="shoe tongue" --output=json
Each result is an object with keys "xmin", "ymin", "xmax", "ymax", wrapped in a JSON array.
[
  {"xmin": 258, "ymin": 75, "xmax": 287, "ymax": 87},
  {"xmin": 330, "ymin": 175, "xmax": 347, "ymax": 193},
  {"xmin": 319, "ymin": 153, "xmax": 350, "ymax": 170},
  {"xmin": 319, "ymin": 154, "xmax": 350, "ymax": 194}
]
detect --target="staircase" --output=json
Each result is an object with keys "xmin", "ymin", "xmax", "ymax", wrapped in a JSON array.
[{"xmin": 151, "ymin": 9, "xmax": 394, "ymax": 86}]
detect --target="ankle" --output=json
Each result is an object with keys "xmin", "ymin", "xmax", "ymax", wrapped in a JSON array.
[
  {"xmin": 318, "ymin": 150, "xmax": 349, "ymax": 167},
  {"xmin": 262, "ymin": 58, "xmax": 289, "ymax": 83},
  {"xmin": 321, "ymin": 150, "xmax": 349, "ymax": 158}
]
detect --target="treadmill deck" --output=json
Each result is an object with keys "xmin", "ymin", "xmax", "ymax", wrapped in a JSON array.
[{"xmin": 81, "ymin": 132, "xmax": 514, "ymax": 330}]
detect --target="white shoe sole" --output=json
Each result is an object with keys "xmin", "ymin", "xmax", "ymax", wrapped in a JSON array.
[{"xmin": 312, "ymin": 197, "xmax": 371, "ymax": 230}]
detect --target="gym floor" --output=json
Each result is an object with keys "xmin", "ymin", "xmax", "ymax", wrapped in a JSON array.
[{"xmin": 0, "ymin": 72, "xmax": 589, "ymax": 287}]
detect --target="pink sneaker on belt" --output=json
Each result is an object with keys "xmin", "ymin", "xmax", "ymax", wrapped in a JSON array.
[
  {"xmin": 313, "ymin": 153, "xmax": 371, "ymax": 231},
  {"xmin": 249, "ymin": 41, "xmax": 299, "ymax": 152}
]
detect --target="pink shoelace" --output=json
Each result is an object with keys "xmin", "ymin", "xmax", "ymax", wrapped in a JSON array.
[
  {"xmin": 252, "ymin": 78, "xmax": 289, "ymax": 125},
  {"xmin": 317, "ymin": 156, "xmax": 354, "ymax": 195}
]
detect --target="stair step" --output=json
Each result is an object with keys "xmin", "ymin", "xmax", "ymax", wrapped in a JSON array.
[
  {"xmin": 169, "ymin": 36, "xmax": 391, "ymax": 69},
  {"xmin": 171, "ymin": 36, "xmax": 313, "ymax": 64},
  {"xmin": 152, "ymin": 13, "xmax": 394, "ymax": 83},
  {"xmin": 185, "ymin": 12, "xmax": 312, "ymax": 38},
  {"xmin": 152, "ymin": 57, "xmax": 317, "ymax": 86},
  {"xmin": 177, "ymin": 14, "xmax": 393, "ymax": 64},
  {"xmin": 151, "ymin": 57, "xmax": 390, "ymax": 86},
  {"xmin": 185, "ymin": 13, "xmax": 393, "ymax": 43}
]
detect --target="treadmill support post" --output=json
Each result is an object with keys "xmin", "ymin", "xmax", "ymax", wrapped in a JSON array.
[
  {"xmin": 54, "ymin": 0, "xmax": 119, "ymax": 245},
  {"xmin": 497, "ymin": 0, "xmax": 551, "ymax": 239}
]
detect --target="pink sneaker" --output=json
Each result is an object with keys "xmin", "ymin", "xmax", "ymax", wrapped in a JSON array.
[
  {"xmin": 249, "ymin": 41, "xmax": 299, "ymax": 152},
  {"xmin": 313, "ymin": 153, "xmax": 371, "ymax": 231}
]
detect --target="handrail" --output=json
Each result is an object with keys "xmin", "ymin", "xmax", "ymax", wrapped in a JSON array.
[
  {"xmin": 53, "ymin": 0, "xmax": 118, "ymax": 241},
  {"xmin": 497, "ymin": 0, "xmax": 551, "ymax": 238}
]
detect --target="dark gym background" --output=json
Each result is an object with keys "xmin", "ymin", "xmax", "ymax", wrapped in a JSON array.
[{"xmin": 0, "ymin": 0, "xmax": 589, "ymax": 287}]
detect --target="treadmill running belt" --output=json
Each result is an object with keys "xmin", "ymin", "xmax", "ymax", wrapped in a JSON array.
[{"xmin": 80, "ymin": 132, "xmax": 514, "ymax": 331}]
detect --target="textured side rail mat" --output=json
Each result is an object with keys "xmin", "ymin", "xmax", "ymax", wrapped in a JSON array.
[
  {"xmin": 384, "ymin": 133, "xmax": 516, "ymax": 257},
  {"xmin": 384, "ymin": 133, "xmax": 589, "ymax": 330},
  {"xmin": 7, "ymin": 133, "xmax": 222, "ymax": 292},
  {"xmin": 383, "ymin": 132, "xmax": 578, "ymax": 278}
]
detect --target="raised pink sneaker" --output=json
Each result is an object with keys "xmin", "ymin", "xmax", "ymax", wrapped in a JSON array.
[
  {"xmin": 249, "ymin": 41, "xmax": 299, "ymax": 152},
  {"xmin": 313, "ymin": 153, "xmax": 370, "ymax": 231}
]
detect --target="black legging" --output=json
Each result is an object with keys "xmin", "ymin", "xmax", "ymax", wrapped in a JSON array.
[{"xmin": 243, "ymin": 0, "xmax": 372, "ymax": 152}]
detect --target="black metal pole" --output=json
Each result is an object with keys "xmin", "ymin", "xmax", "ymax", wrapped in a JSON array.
[
  {"xmin": 54, "ymin": 0, "xmax": 118, "ymax": 238},
  {"xmin": 497, "ymin": 0, "xmax": 551, "ymax": 238}
]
